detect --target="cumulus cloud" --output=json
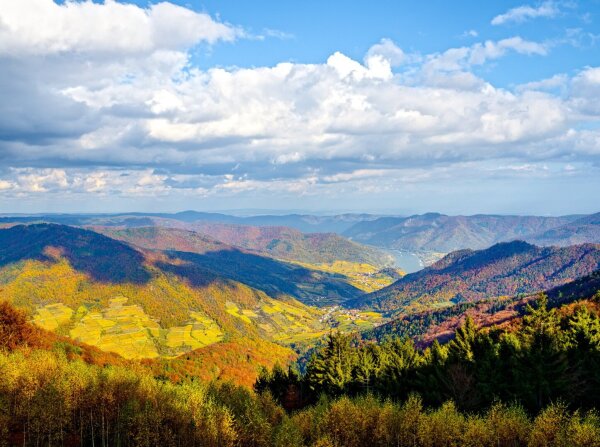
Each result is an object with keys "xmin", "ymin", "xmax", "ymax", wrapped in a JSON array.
[
  {"xmin": 491, "ymin": 1, "xmax": 560, "ymax": 26},
  {"xmin": 0, "ymin": 1, "xmax": 598, "ymax": 210},
  {"xmin": 424, "ymin": 37, "xmax": 548, "ymax": 73},
  {"xmin": 0, "ymin": 0, "xmax": 241, "ymax": 56},
  {"xmin": 366, "ymin": 38, "xmax": 407, "ymax": 67}
]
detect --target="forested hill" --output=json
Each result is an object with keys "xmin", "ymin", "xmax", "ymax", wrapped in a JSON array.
[
  {"xmin": 354, "ymin": 240, "xmax": 600, "ymax": 313},
  {"xmin": 0, "ymin": 223, "xmax": 151, "ymax": 283},
  {"xmin": 0, "ymin": 211, "xmax": 377, "ymax": 234},
  {"xmin": 343, "ymin": 213, "xmax": 578, "ymax": 252},
  {"xmin": 0, "ymin": 223, "xmax": 372, "ymax": 381},
  {"xmin": 363, "ymin": 268, "xmax": 600, "ymax": 347},
  {"xmin": 96, "ymin": 224, "xmax": 393, "ymax": 267},
  {"xmin": 529, "ymin": 211, "xmax": 600, "ymax": 246}
]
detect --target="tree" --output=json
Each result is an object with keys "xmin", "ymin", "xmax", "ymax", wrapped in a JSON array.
[
  {"xmin": 0, "ymin": 301, "xmax": 38, "ymax": 351},
  {"xmin": 305, "ymin": 332, "xmax": 356, "ymax": 396}
]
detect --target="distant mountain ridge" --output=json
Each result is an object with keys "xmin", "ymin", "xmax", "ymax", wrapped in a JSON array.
[
  {"xmin": 4, "ymin": 211, "xmax": 600, "ymax": 256},
  {"xmin": 167, "ymin": 222, "xmax": 393, "ymax": 267},
  {"xmin": 529, "ymin": 212, "xmax": 600, "ymax": 246},
  {"xmin": 0, "ymin": 211, "xmax": 380, "ymax": 234},
  {"xmin": 354, "ymin": 240, "xmax": 600, "ymax": 313},
  {"xmin": 343, "ymin": 213, "xmax": 582, "ymax": 252}
]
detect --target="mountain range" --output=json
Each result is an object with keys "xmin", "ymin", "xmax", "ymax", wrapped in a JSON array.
[
  {"xmin": 343, "ymin": 212, "xmax": 585, "ymax": 253},
  {"xmin": 2, "ymin": 211, "xmax": 600, "ymax": 388},
  {"xmin": 355, "ymin": 240, "xmax": 600, "ymax": 313},
  {"xmin": 95, "ymin": 224, "xmax": 393, "ymax": 267},
  {"xmin": 3, "ymin": 210, "xmax": 600, "ymax": 256},
  {"xmin": 0, "ymin": 223, "xmax": 393, "ymax": 386}
]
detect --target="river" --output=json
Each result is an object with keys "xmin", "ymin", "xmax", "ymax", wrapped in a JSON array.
[{"xmin": 387, "ymin": 249, "xmax": 424, "ymax": 274}]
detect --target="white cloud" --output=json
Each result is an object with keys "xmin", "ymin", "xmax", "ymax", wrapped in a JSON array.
[
  {"xmin": 469, "ymin": 37, "xmax": 548, "ymax": 64},
  {"xmin": 366, "ymin": 38, "xmax": 407, "ymax": 67},
  {"xmin": 0, "ymin": 3, "xmax": 597, "ymax": 206},
  {"xmin": 491, "ymin": 1, "xmax": 560, "ymax": 26},
  {"xmin": 0, "ymin": 0, "xmax": 240, "ymax": 56},
  {"xmin": 569, "ymin": 67, "xmax": 600, "ymax": 117},
  {"xmin": 517, "ymin": 73, "xmax": 568, "ymax": 92}
]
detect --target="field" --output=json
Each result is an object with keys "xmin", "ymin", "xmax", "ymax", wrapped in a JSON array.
[{"xmin": 291, "ymin": 260, "xmax": 403, "ymax": 292}]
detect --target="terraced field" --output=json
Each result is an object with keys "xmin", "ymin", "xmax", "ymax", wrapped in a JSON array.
[
  {"xmin": 33, "ymin": 297, "xmax": 226, "ymax": 359},
  {"xmin": 165, "ymin": 311, "xmax": 224, "ymax": 351},
  {"xmin": 291, "ymin": 260, "xmax": 403, "ymax": 292},
  {"xmin": 33, "ymin": 302, "xmax": 73, "ymax": 331}
]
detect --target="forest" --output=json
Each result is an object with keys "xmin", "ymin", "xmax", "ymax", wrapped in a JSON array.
[{"xmin": 2, "ymin": 293, "xmax": 600, "ymax": 446}]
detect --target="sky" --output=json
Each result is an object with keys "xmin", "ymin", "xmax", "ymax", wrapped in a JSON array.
[{"xmin": 0, "ymin": 0, "xmax": 599, "ymax": 216}]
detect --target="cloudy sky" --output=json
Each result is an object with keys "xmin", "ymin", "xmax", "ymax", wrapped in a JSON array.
[{"xmin": 0, "ymin": 0, "xmax": 599, "ymax": 215}]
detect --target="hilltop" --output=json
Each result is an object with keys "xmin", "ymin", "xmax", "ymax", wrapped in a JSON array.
[
  {"xmin": 529, "ymin": 212, "xmax": 600, "ymax": 246},
  {"xmin": 343, "ymin": 213, "xmax": 580, "ymax": 253},
  {"xmin": 0, "ymin": 224, "xmax": 389, "ymax": 384},
  {"xmin": 95, "ymin": 223, "xmax": 393, "ymax": 267},
  {"xmin": 354, "ymin": 240, "xmax": 600, "ymax": 313}
]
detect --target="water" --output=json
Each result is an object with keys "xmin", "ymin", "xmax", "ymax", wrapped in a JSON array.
[{"xmin": 388, "ymin": 250, "xmax": 423, "ymax": 274}]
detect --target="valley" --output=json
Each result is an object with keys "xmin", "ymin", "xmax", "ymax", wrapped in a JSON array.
[
  {"xmin": 4, "ymin": 2, "xmax": 600, "ymax": 442},
  {"xmin": 2, "ymin": 210, "xmax": 600, "ymax": 445}
]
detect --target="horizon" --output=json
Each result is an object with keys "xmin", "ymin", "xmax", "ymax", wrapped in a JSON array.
[
  {"xmin": 0, "ymin": 208, "xmax": 595, "ymax": 218},
  {"xmin": 1, "ymin": 0, "xmax": 599, "ymax": 214}
]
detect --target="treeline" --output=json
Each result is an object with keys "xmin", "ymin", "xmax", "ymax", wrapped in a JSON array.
[
  {"xmin": 258, "ymin": 294, "xmax": 600, "ymax": 414},
  {"xmin": 3, "ymin": 349, "xmax": 600, "ymax": 446},
  {"xmin": 368, "ymin": 272, "xmax": 600, "ymax": 346},
  {"xmin": 2, "ymin": 298, "xmax": 600, "ymax": 446}
]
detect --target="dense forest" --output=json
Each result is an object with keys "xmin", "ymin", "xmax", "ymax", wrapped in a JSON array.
[{"xmin": 3, "ymin": 293, "xmax": 600, "ymax": 446}]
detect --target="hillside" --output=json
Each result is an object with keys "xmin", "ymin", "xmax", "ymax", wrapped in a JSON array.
[
  {"xmin": 529, "ymin": 212, "xmax": 600, "ymax": 246},
  {"xmin": 0, "ymin": 224, "xmax": 382, "ymax": 366},
  {"xmin": 96, "ymin": 224, "xmax": 393, "ymax": 267},
  {"xmin": 0, "ymin": 211, "xmax": 379, "ymax": 234},
  {"xmin": 343, "ymin": 213, "xmax": 580, "ymax": 252},
  {"xmin": 363, "ymin": 267, "xmax": 600, "ymax": 351},
  {"xmin": 354, "ymin": 240, "xmax": 600, "ymax": 313}
]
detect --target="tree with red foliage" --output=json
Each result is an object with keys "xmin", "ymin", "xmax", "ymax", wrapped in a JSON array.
[{"xmin": 0, "ymin": 300, "xmax": 37, "ymax": 350}]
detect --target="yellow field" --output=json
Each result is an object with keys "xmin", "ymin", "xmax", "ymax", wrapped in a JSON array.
[
  {"xmin": 165, "ymin": 311, "xmax": 224, "ymax": 351},
  {"xmin": 69, "ymin": 297, "xmax": 160, "ymax": 359},
  {"xmin": 33, "ymin": 303, "xmax": 73, "ymax": 331},
  {"xmin": 290, "ymin": 260, "xmax": 403, "ymax": 292}
]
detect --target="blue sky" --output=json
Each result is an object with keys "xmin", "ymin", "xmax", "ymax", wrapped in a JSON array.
[
  {"xmin": 165, "ymin": 0, "xmax": 598, "ymax": 85},
  {"xmin": 0, "ymin": 0, "xmax": 599, "ymax": 215}
]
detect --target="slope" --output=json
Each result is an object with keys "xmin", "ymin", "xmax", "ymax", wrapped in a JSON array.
[
  {"xmin": 95, "ymin": 224, "xmax": 393, "ymax": 267},
  {"xmin": 344, "ymin": 213, "xmax": 580, "ymax": 252},
  {"xmin": 0, "ymin": 224, "xmax": 345, "ymax": 362},
  {"xmin": 529, "ymin": 212, "xmax": 600, "ymax": 246},
  {"xmin": 354, "ymin": 240, "xmax": 600, "ymax": 313}
]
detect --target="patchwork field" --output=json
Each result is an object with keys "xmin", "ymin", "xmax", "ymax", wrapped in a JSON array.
[
  {"xmin": 33, "ymin": 297, "xmax": 227, "ymax": 359},
  {"xmin": 165, "ymin": 311, "xmax": 224, "ymax": 351},
  {"xmin": 291, "ymin": 260, "xmax": 403, "ymax": 292}
]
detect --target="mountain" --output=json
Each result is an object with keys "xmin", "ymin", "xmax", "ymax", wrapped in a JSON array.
[
  {"xmin": 0, "ymin": 224, "xmax": 389, "ymax": 370},
  {"xmin": 354, "ymin": 240, "xmax": 600, "ymax": 313},
  {"xmin": 93, "ymin": 225, "xmax": 399, "ymax": 294},
  {"xmin": 91, "ymin": 226, "xmax": 236, "ymax": 256},
  {"xmin": 165, "ymin": 222, "xmax": 393, "ymax": 266},
  {"xmin": 0, "ymin": 211, "xmax": 380, "ymax": 234},
  {"xmin": 529, "ymin": 212, "xmax": 600, "ymax": 246},
  {"xmin": 363, "ymin": 267, "xmax": 600, "ymax": 348},
  {"xmin": 343, "ymin": 213, "xmax": 580, "ymax": 252},
  {"xmin": 0, "ymin": 222, "xmax": 151, "ymax": 284}
]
